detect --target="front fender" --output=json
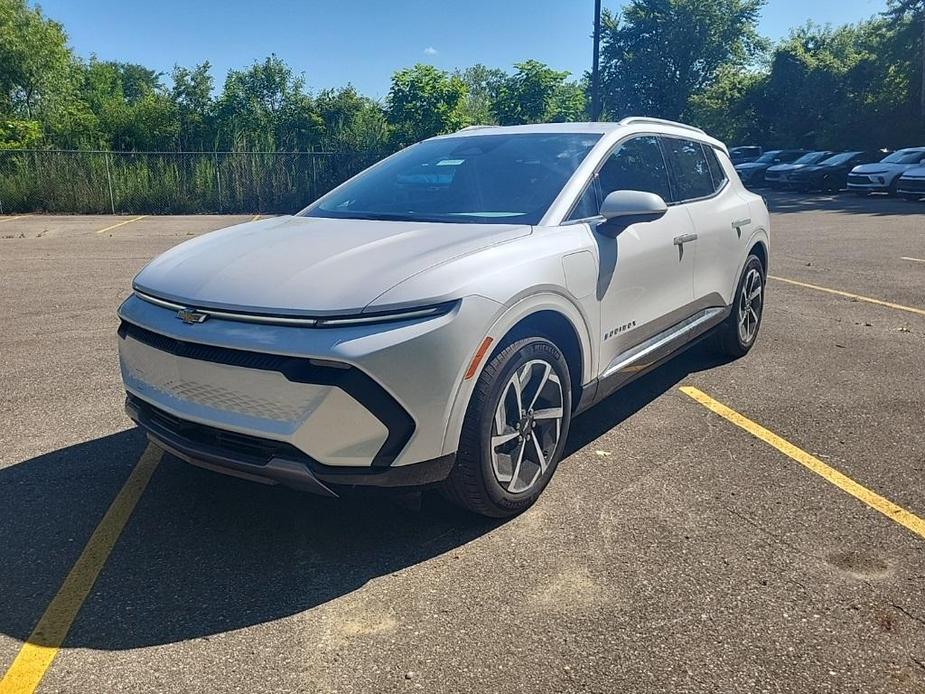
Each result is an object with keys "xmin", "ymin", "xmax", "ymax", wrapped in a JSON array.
[{"xmin": 439, "ymin": 291, "xmax": 596, "ymax": 457}]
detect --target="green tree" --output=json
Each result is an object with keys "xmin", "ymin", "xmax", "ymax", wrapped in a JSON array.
[
  {"xmin": 0, "ymin": 0, "xmax": 88, "ymax": 146},
  {"xmin": 386, "ymin": 64, "xmax": 468, "ymax": 145},
  {"xmin": 79, "ymin": 58, "xmax": 178, "ymax": 150},
  {"xmin": 455, "ymin": 64, "xmax": 506, "ymax": 124},
  {"xmin": 314, "ymin": 86, "xmax": 390, "ymax": 151},
  {"xmin": 214, "ymin": 55, "xmax": 323, "ymax": 150},
  {"xmin": 598, "ymin": 0, "xmax": 765, "ymax": 120},
  {"xmin": 887, "ymin": 0, "xmax": 925, "ymax": 121},
  {"xmin": 492, "ymin": 60, "xmax": 585, "ymax": 124},
  {"xmin": 170, "ymin": 62, "xmax": 214, "ymax": 150}
]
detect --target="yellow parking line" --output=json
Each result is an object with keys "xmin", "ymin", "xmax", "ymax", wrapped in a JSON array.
[
  {"xmin": 769, "ymin": 275, "xmax": 925, "ymax": 317},
  {"xmin": 250, "ymin": 214, "xmax": 260, "ymax": 222},
  {"xmin": 901, "ymin": 256, "xmax": 925, "ymax": 264},
  {"xmin": 680, "ymin": 386, "xmax": 925, "ymax": 542},
  {"xmin": 0, "ymin": 215, "xmax": 27, "ymax": 223},
  {"xmin": 0, "ymin": 445, "xmax": 162, "ymax": 694},
  {"xmin": 95, "ymin": 215, "xmax": 147, "ymax": 235}
]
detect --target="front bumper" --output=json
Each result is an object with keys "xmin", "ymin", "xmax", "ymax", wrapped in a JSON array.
[
  {"xmin": 118, "ymin": 292, "xmax": 500, "ymax": 484},
  {"xmin": 897, "ymin": 178, "xmax": 925, "ymax": 197},
  {"xmin": 126, "ymin": 394, "xmax": 454, "ymax": 493},
  {"xmin": 847, "ymin": 174, "xmax": 891, "ymax": 192}
]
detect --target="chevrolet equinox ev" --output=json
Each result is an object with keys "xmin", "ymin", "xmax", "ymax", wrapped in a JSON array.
[{"xmin": 118, "ymin": 118, "xmax": 770, "ymax": 517}]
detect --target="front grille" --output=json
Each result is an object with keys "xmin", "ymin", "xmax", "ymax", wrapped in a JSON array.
[
  {"xmin": 899, "ymin": 178, "xmax": 925, "ymax": 193},
  {"xmin": 847, "ymin": 174, "xmax": 870, "ymax": 185},
  {"xmin": 130, "ymin": 394, "xmax": 310, "ymax": 467},
  {"xmin": 118, "ymin": 319, "xmax": 415, "ymax": 466}
]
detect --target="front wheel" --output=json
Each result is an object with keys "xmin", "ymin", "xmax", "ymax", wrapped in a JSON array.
[
  {"xmin": 713, "ymin": 255, "xmax": 765, "ymax": 359},
  {"xmin": 442, "ymin": 337, "xmax": 572, "ymax": 518}
]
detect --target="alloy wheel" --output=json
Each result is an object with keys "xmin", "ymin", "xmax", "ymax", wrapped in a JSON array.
[
  {"xmin": 738, "ymin": 268, "xmax": 763, "ymax": 344},
  {"xmin": 489, "ymin": 359, "xmax": 564, "ymax": 494}
]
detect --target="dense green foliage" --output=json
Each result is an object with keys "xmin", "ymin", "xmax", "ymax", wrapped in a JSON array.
[
  {"xmin": 1, "ymin": 0, "xmax": 923, "ymax": 212},
  {"xmin": 1, "ymin": 0, "xmax": 922, "ymax": 154}
]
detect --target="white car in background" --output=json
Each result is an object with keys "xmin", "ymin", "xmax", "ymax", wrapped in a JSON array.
[
  {"xmin": 897, "ymin": 165, "xmax": 925, "ymax": 201},
  {"xmin": 847, "ymin": 148, "xmax": 925, "ymax": 196}
]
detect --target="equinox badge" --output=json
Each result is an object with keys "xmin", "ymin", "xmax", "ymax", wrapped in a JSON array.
[{"xmin": 177, "ymin": 308, "xmax": 209, "ymax": 324}]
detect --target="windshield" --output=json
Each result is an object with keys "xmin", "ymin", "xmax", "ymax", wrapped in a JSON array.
[
  {"xmin": 881, "ymin": 150, "xmax": 925, "ymax": 164},
  {"xmin": 817, "ymin": 151, "xmax": 860, "ymax": 166},
  {"xmin": 754, "ymin": 151, "xmax": 782, "ymax": 163},
  {"xmin": 793, "ymin": 151, "xmax": 831, "ymax": 165},
  {"xmin": 302, "ymin": 133, "xmax": 601, "ymax": 225}
]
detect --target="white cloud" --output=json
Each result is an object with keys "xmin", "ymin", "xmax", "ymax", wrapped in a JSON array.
[{"xmin": 423, "ymin": 46, "xmax": 438, "ymax": 56}]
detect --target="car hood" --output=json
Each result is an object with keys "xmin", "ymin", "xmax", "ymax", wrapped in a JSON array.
[
  {"xmin": 900, "ymin": 165, "xmax": 925, "ymax": 178},
  {"xmin": 851, "ymin": 162, "xmax": 915, "ymax": 175},
  {"xmin": 767, "ymin": 163, "xmax": 800, "ymax": 173},
  {"xmin": 133, "ymin": 215, "xmax": 531, "ymax": 315},
  {"xmin": 735, "ymin": 162, "xmax": 768, "ymax": 172}
]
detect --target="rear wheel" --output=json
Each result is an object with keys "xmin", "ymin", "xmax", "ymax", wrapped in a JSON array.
[
  {"xmin": 713, "ymin": 255, "xmax": 765, "ymax": 359},
  {"xmin": 442, "ymin": 337, "xmax": 572, "ymax": 518}
]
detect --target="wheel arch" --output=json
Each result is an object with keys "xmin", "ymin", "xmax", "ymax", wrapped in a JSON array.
[{"xmin": 440, "ymin": 293, "xmax": 595, "ymax": 457}]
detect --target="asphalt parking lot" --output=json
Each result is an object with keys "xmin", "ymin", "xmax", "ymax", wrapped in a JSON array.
[{"xmin": 1, "ymin": 193, "xmax": 924, "ymax": 693}]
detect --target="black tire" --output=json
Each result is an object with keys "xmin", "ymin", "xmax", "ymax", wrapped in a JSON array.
[
  {"xmin": 713, "ymin": 255, "xmax": 765, "ymax": 359},
  {"xmin": 442, "ymin": 337, "xmax": 572, "ymax": 518}
]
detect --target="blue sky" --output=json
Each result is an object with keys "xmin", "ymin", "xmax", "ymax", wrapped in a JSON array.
[{"xmin": 36, "ymin": 0, "xmax": 888, "ymax": 99}]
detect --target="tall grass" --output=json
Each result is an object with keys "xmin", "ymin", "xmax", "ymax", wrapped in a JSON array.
[{"xmin": 0, "ymin": 150, "xmax": 385, "ymax": 214}]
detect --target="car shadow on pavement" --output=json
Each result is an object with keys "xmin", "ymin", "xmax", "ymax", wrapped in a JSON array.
[
  {"xmin": 0, "ymin": 341, "xmax": 728, "ymax": 652},
  {"xmin": 762, "ymin": 190, "xmax": 923, "ymax": 216},
  {"xmin": 0, "ymin": 429, "xmax": 502, "ymax": 651}
]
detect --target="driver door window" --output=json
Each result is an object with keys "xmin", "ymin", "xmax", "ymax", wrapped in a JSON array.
[{"xmin": 598, "ymin": 136, "xmax": 672, "ymax": 202}]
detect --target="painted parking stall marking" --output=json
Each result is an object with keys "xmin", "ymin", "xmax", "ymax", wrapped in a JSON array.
[
  {"xmin": 0, "ymin": 445, "xmax": 162, "ymax": 694},
  {"xmin": 680, "ymin": 386, "xmax": 925, "ymax": 542},
  {"xmin": 901, "ymin": 256, "xmax": 925, "ymax": 264},
  {"xmin": 95, "ymin": 215, "xmax": 147, "ymax": 235},
  {"xmin": 769, "ymin": 275, "xmax": 925, "ymax": 317},
  {"xmin": 0, "ymin": 216, "xmax": 28, "ymax": 224}
]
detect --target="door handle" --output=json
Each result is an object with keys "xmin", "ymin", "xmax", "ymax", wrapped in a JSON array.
[{"xmin": 673, "ymin": 233, "xmax": 698, "ymax": 245}]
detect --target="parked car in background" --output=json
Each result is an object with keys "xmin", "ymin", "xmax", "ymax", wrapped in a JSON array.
[
  {"xmin": 847, "ymin": 148, "xmax": 925, "ymax": 196},
  {"xmin": 896, "ymin": 165, "xmax": 925, "ymax": 200},
  {"xmin": 788, "ymin": 151, "xmax": 884, "ymax": 192},
  {"xmin": 116, "ymin": 118, "xmax": 771, "ymax": 517},
  {"xmin": 729, "ymin": 146, "xmax": 763, "ymax": 165},
  {"xmin": 735, "ymin": 150, "xmax": 807, "ymax": 188},
  {"xmin": 763, "ymin": 151, "xmax": 835, "ymax": 188}
]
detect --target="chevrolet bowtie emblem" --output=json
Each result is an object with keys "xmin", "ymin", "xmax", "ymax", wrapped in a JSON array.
[{"xmin": 177, "ymin": 308, "xmax": 209, "ymax": 324}]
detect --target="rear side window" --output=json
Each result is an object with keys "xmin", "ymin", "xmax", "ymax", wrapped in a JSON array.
[
  {"xmin": 703, "ymin": 146, "xmax": 728, "ymax": 192},
  {"xmin": 662, "ymin": 138, "xmax": 714, "ymax": 202},
  {"xmin": 597, "ymin": 135, "xmax": 672, "ymax": 201}
]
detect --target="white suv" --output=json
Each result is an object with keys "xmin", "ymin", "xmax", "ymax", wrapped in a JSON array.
[
  {"xmin": 847, "ymin": 148, "xmax": 925, "ymax": 196},
  {"xmin": 118, "ymin": 118, "xmax": 770, "ymax": 517}
]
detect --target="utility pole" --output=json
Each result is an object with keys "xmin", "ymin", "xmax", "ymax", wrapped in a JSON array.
[{"xmin": 591, "ymin": 0, "xmax": 602, "ymax": 121}]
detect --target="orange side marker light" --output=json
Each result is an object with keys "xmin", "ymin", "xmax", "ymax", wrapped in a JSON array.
[{"xmin": 464, "ymin": 337, "xmax": 494, "ymax": 380}]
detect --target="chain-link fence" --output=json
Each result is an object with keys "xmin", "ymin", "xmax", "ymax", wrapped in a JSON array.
[{"xmin": 0, "ymin": 150, "xmax": 387, "ymax": 215}]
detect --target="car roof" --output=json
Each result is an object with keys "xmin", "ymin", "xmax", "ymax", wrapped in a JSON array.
[{"xmin": 430, "ymin": 119, "xmax": 727, "ymax": 153}]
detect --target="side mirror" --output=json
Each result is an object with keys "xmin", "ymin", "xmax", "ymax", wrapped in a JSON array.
[{"xmin": 598, "ymin": 190, "xmax": 668, "ymax": 237}]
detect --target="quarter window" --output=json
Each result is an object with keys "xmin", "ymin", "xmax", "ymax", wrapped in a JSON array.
[
  {"xmin": 703, "ymin": 146, "xmax": 727, "ymax": 192},
  {"xmin": 567, "ymin": 182, "xmax": 600, "ymax": 221},
  {"xmin": 597, "ymin": 136, "xmax": 672, "ymax": 202},
  {"xmin": 662, "ymin": 138, "xmax": 714, "ymax": 202}
]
